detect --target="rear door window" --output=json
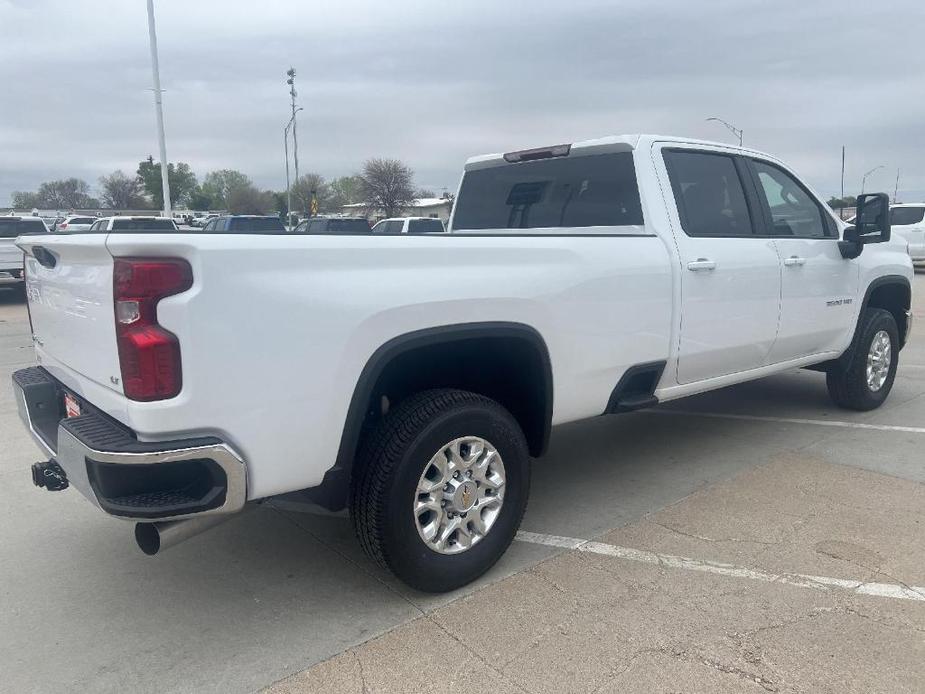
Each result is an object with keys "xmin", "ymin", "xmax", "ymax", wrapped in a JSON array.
[
  {"xmin": 452, "ymin": 152, "xmax": 643, "ymax": 230},
  {"xmin": 663, "ymin": 150, "xmax": 755, "ymax": 237},
  {"xmin": 891, "ymin": 207, "xmax": 925, "ymax": 226}
]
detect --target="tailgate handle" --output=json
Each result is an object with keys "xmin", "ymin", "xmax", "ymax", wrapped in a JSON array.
[{"xmin": 31, "ymin": 246, "xmax": 57, "ymax": 269}]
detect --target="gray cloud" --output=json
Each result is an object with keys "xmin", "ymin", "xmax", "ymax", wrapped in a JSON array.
[{"xmin": 2, "ymin": 0, "xmax": 924, "ymax": 204}]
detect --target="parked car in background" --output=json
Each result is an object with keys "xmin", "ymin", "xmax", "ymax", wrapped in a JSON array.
[
  {"xmin": 56, "ymin": 216, "xmax": 96, "ymax": 232},
  {"xmin": 294, "ymin": 216, "xmax": 371, "ymax": 234},
  {"xmin": 371, "ymin": 217, "xmax": 446, "ymax": 234},
  {"xmin": 87, "ymin": 216, "xmax": 179, "ymax": 232},
  {"xmin": 201, "ymin": 215, "xmax": 286, "ymax": 232},
  {"xmin": 191, "ymin": 213, "xmax": 219, "ymax": 228},
  {"xmin": 0, "ymin": 216, "xmax": 47, "ymax": 281},
  {"xmin": 889, "ymin": 204, "xmax": 925, "ymax": 261},
  {"xmin": 11, "ymin": 135, "xmax": 913, "ymax": 593},
  {"xmin": 847, "ymin": 204, "xmax": 925, "ymax": 262}
]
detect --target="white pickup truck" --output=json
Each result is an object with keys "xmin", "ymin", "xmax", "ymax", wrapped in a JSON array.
[{"xmin": 13, "ymin": 135, "xmax": 913, "ymax": 592}]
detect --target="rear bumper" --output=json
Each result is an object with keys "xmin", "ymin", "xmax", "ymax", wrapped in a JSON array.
[{"xmin": 13, "ymin": 366, "xmax": 247, "ymax": 521}]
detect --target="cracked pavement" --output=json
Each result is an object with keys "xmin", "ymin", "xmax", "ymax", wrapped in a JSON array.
[{"xmin": 268, "ymin": 456, "xmax": 925, "ymax": 694}]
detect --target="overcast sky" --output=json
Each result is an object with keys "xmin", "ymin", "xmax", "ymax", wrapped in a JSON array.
[{"xmin": 2, "ymin": 0, "xmax": 923, "ymax": 205}]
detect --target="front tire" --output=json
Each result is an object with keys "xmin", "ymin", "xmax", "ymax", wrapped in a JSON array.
[
  {"xmin": 351, "ymin": 389, "xmax": 530, "ymax": 592},
  {"xmin": 826, "ymin": 308, "xmax": 899, "ymax": 411}
]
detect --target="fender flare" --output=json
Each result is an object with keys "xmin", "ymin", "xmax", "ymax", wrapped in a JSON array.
[
  {"xmin": 299, "ymin": 321, "xmax": 553, "ymax": 510},
  {"xmin": 837, "ymin": 274, "xmax": 912, "ymax": 368}
]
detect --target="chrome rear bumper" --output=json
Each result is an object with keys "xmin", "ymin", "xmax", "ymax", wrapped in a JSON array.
[{"xmin": 13, "ymin": 366, "xmax": 247, "ymax": 522}]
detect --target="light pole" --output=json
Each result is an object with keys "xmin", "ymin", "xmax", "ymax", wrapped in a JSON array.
[
  {"xmin": 286, "ymin": 68, "xmax": 300, "ymax": 197},
  {"xmin": 146, "ymin": 0, "xmax": 171, "ymax": 217},
  {"xmin": 861, "ymin": 165, "xmax": 884, "ymax": 196},
  {"xmin": 706, "ymin": 117, "xmax": 743, "ymax": 146},
  {"xmin": 284, "ymin": 107, "xmax": 303, "ymax": 228}
]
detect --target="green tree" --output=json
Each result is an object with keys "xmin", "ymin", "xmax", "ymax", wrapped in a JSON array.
[
  {"xmin": 137, "ymin": 156, "xmax": 198, "ymax": 208},
  {"xmin": 187, "ymin": 187, "xmax": 214, "ymax": 211},
  {"xmin": 360, "ymin": 158, "xmax": 415, "ymax": 218},
  {"xmin": 327, "ymin": 175, "xmax": 364, "ymax": 211},
  {"xmin": 226, "ymin": 183, "xmax": 275, "ymax": 214},
  {"xmin": 200, "ymin": 169, "xmax": 252, "ymax": 209},
  {"xmin": 99, "ymin": 170, "xmax": 147, "ymax": 209}
]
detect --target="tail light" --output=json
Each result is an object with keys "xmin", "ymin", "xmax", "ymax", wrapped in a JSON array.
[
  {"xmin": 58, "ymin": 223, "xmax": 68, "ymax": 230},
  {"xmin": 113, "ymin": 258, "xmax": 192, "ymax": 401}
]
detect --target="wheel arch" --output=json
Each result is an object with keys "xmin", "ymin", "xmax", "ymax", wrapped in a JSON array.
[
  {"xmin": 303, "ymin": 322, "xmax": 554, "ymax": 511},
  {"xmin": 838, "ymin": 275, "xmax": 912, "ymax": 369}
]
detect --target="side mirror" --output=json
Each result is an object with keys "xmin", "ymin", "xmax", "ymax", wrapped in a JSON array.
[
  {"xmin": 839, "ymin": 192, "xmax": 891, "ymax": 259},
  {"xmin": 855, "ymin": 192, "xmax": 891, "ymax": 243}
]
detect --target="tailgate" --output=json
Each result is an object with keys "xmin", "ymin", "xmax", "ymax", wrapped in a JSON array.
[
  {"xmin": 17, "ymin": 234, "xmax": 121, "ymax": 394},
  {"xmin": 0, "ymin": 238, "xmax": 23, "ymax": 269}
]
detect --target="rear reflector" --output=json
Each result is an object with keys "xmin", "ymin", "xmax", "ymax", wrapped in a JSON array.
[
  {"xmin": 113, "ymin": 259, "xmax": 192, "ymax": 401},
  {"xmin": 503, "ymin": 144, "xmax": 571, "ymax": 163}
]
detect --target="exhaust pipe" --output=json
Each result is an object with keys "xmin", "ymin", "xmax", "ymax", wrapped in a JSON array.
[{"xmin": 135, "ymin": 514, "xmax": 236, "ymax": 556}]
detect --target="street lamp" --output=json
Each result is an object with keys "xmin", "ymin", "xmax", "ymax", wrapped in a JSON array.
[
  {"xmin": 286, "ymin": 68, "xmax": 300, "ymax": 186},
  {"xmin": 284, "ymin": 107, "xmax": 303, "ymax": 229},
  {"xmin": 146, "ymin": 0, "xmax": 171, "ymax": 216},
  {"xmin": 706, "ymin": 117, "xmax": 743, "ymax": 146},
  {"xmin": 861, "ymin": 165, "xmax": 884, "ymax": 195}
]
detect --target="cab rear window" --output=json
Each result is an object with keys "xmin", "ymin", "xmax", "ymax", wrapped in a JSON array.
[
  {"xmin": 0, "ymin": 219, "xmax": 46, "ymax": 237},
  {"xmin": 452, "ymin": 152, "xmax": 643, "ymax": 230}
]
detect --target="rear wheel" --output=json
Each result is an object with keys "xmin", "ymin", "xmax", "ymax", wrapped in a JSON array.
[
  {"xmin": 826, "ymin": 308, "xmax": 899, "ymax": 411},
  {"xmin": 351, "ymin": 389, "xmax": 530, "ymax": 592}
]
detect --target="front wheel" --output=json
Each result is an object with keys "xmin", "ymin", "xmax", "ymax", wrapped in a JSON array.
[
  {"xmin": 351, "ymin": 389, "xmax": 530, "ymax": 592},
  {"xmin": 826, "ymin": 308, "xmax": 899, "ymax": 411}
]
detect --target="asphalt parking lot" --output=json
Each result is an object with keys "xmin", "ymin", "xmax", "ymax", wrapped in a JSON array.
[{"xmin": 1, "ymin": 270, "xmax": 924, "ymax": 694}]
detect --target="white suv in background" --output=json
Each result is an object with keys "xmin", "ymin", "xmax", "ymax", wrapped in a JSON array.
[
  {"xmin": 56, "ymin": 216, "xmax": 97, "ymax": 232},
  {"xmin": 890, "ymin": 204, "xmax": 925, "ymax": 261},
  {"xmin": 87, "ymin": 216, "xmax": 178, "ymax": 232},
  {"xmin": 371, "ymin": 217, "xmax": 446, "ymax": 234}
]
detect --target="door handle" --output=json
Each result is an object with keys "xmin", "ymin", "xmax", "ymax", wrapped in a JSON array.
[
  {"xmin": 687, "ymin": 258, "xmax": 716, "ymax": 272},
  {"xmin": 783, "ymin": 256, "xmax": 806, "ymax": 267}
]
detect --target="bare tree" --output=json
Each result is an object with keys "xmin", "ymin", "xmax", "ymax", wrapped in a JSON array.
[
  {"xmin": 99, "ymin": 170, "xmax": 146, "ymax": 209},
  {"xmin": 226, "ymin": 183, "xmax": 275, "ymax": 215},
  {"xmin": 291, "ymin": 173, "xmax": 329, "ymax": 214},
  {"xmin": 360, "ymin": 158, "xmax": 415, "ymax": 218},
  {"xmin": 31, "ymin": 178, "xmax": 96, "ymax": 209}
]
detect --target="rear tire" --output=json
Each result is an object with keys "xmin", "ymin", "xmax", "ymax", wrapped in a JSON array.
[
  {"xmin": 826, "ymin": 308, "xmax": 899, "ymax": 411},
  {"xmin": 351, "ymin": 389, "xmax": 530, "ymax": 592}
]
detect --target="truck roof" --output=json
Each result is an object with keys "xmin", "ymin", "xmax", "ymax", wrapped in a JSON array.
[{"xmin": 464, "ymin": 134, "xmax": 779, "ymax": 171}]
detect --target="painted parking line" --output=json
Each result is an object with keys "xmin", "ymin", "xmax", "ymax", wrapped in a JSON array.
[
  {"xmin": 516, "ymin": 531, "xmax": 925, "ymax": 602},
  {"xmin": 649, "ymin": 409, "xmax": 925, "ymax": 435}
]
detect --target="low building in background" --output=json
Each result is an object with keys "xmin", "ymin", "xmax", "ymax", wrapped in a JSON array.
[{"xmin": 339, "ymin": 197, "xmax": 453, "ymax": 223}]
